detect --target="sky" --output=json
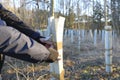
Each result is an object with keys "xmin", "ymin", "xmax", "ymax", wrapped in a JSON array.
[
  {"xmin": 1, "ymin": 0, "xmax": 93, "ymax": 15},
  {"xmin": 1, "ymin": 0, "xmax": 109, "ymax": 16}
]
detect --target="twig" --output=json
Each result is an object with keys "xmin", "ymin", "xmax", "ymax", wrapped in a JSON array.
[{"xmin": 5, "ymin": 61, "xmax": 27, "ymax": 79}]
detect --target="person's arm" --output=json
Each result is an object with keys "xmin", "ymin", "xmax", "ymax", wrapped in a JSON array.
[{"xmin": 0, "ymin": 3, "xmax": 45, "ymax": 43}]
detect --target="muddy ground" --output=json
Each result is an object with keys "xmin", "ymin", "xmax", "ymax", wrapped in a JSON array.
[{"xmin": 1, "ymin": 33, "xmax": 120, "ymax": 80}]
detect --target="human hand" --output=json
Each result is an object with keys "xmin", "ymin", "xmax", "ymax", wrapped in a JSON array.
[
  {"xmin": 40, "ymin": 35, "xmax": 55, "ymax": 49},
  {"xmin": 40, "ymin": 37, "xmax": 60, "ymax": 62}
]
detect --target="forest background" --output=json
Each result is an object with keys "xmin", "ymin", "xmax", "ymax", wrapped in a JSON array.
[{"xmin": 1, "ymin": 0, "xmax": 120, "ymax": 33}]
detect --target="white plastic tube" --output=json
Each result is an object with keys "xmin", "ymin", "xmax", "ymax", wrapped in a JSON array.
[
  {"xmin": 105, "ymin": 26, "xmax": 112, "ymax": 73},
  {"xmin": 49, "ymin": 16, "xmax": 65, "ymax": 80}
]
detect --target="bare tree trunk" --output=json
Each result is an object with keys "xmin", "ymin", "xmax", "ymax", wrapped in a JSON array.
[
  {"xmin": 104, "ymin": 0, "xmax": 108, "ymax": 26},
  {"xmin": 13, "ymin": 0, "xmax": 16, "ymax": 14},
  {"xmin": 51, "ymin": 0, "xmax": 54, "ymax": 16}
]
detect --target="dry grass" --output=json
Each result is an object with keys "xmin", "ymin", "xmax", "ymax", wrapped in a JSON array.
[{"xmin": 1, "ymin": 32, "xmax": 120, "ymax": 80}]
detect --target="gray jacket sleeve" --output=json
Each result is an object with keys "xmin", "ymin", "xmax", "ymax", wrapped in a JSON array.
[
  {"xmin": 0, "ymin": 26, "xmax": 50, "ymax": 62},
  {"xmin": 0, "ymin": 19, "xmax": 6, "ymax": 26},
  {"xmin": 0, "ymin": 3, "xmax": 45, "ymax": 43}
]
